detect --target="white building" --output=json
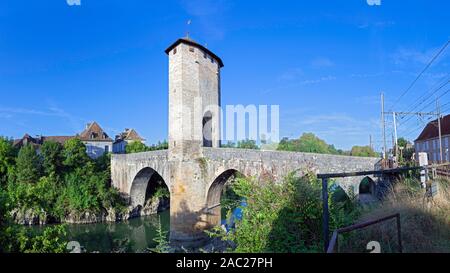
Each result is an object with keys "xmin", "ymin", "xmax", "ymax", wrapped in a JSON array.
[
  {"xmin": 77, "ymin": 122, "xmax": 113, "ymax": 159},
  {"xmin": 414, "ymin": 114, "xmax": 450, "ymax": 164},
  {"xmin": 113, "ymin": 128, "xmax": 146, "ymax": 154}
]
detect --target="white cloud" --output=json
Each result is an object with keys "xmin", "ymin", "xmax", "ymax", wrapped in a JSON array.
[
  {"xmin": 66, "ymin": 0, "xmax": 81, "ymax": 6},
  {"xmin": 277, "ymin": 68, "xmax": 303, "ymax": 82},
  {"xmin": 391, "ymin": 46, "xmax": 448, "ymax": 66},
  {"xmin": 366, "ymin": 0, "xmax": 381, "ymax": 6},
  {"xmin": 0, "ymin": 105, "xmax": 85, "ymax": 132}
]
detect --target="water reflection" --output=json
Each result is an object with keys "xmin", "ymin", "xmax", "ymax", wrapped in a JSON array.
[{"xmin": 31, "ymin": 210, "xmax": 170, "ymax": 253}]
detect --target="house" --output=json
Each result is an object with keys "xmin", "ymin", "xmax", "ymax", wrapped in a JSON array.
[
  {"xmin": 13, "ymin": 121, "xmax": 113, "ymax": 159},
  {"xmin": 113, "ymin": 128, "xmax": 146, "ymax": 154},
  {"xmin": 414, "ymin": 114, "xmax": 450, "ymax": 164},
  {"xmin": 77, "ymin": 122, "xmax": 113, "ymax": 159},
  {"xmin": 13, "ymin": 134, "xmax": 73, "ymax": 152}
]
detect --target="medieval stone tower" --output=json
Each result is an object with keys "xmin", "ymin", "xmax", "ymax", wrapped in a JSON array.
[
  {"xmin": 165, "ymin": 37, "xmax": 223, "ymax": 161},
  {"xmin": 165, "ymin": 38, "xmax": 224, "ymax": 245}
]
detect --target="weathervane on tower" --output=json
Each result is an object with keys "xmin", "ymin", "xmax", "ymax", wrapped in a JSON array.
[{"xmin": 186, "ymin": 19, "xmax": 192, "ymax": 39}]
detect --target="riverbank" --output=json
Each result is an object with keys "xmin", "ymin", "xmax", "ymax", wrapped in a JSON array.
[{"xmin": 10, "ymin": 197, "xmax": 169, "ymax": 226}]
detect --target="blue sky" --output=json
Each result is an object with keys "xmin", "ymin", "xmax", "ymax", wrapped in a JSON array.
[{"xmin": 0, "ymin": 0, "xmax": 449, "ymax": 151}]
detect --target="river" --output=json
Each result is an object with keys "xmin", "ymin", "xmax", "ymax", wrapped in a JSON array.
[
  {"xmin": 28, "ymin": 202, "xmax": 243, "ymax": 253},
  {"xmin": 30, "ymin": 210, "xmax": 170, "ymax": 253}
]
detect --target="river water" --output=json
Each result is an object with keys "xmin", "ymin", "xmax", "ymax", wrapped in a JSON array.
[
  {"xmin": 31, "ymin": 210, "xmax": 170, "ymax": 253},
  {"xmin": 29, "ymin": 202, "xmax": 243, "ymax": 253}
]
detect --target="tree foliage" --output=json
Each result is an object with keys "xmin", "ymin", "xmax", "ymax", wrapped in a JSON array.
[
  {"xmin": 15, "ymin": 145, "xmax": 42, "ymax": 184},
  {"xmin": 0, "ymin": 137, "xmax": 16, "ymax": 185},
  {"xmin": 277, "ymin": 133, "xmax": 343, "ymax": 155},
  {"xmin": 221, "ymin": 140, "xmax": 260, "ymax": 150},
  {"xmin": 126, "ymin": 140, "xmax": 168, "ymax": 154},
  {"xmin": 210, "ymin": 173, "xmax": 358, "ymax": 253},
  {"xmin": 63, "ymin": 138, "xmax": 90, "ymax": 169},
  {"xmin": 0, "ymin": 136, "xmax": 127, "ymax": 253},
  {"xmin": 126, "ymin": 141, "xmax": 148, "ymax": 154},
  {"xmin": 350, "ymin": 146, "xmax": 378, "ymax": 157},
  {"xmin": 41, "ymin": 140, "xmax": 64, "ymax": 175}
]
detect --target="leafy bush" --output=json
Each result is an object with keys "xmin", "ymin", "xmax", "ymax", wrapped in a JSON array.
[{"xmin": 210, "ymin": 172, "xmax": 358, "ymax": 253}]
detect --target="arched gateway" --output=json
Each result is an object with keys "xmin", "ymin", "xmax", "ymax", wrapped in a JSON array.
[{"xmin": 111, "ymin": 38, "xmax": 382, "ymax": 248}]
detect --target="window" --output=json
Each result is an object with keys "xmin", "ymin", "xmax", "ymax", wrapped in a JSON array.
[
  {"xmin": 203, "ymin": 112, "xmax": 213, "ymax": 147},
  {"xmin": 189, "ymin": 47, "xmax": 195, "ymax": 52},
  {"xmin": 105, "ymin": 145, "xmax": 109, "ymax": 153},
  {"xmin": 173, "ymin": 47, "xmax": 177, "ymax": 55},
  {"xmin": 210, "ymin": 57, "xmax": 214, "ymax": 63},
  {"xmin": 204, "ymin": 52, "xmax": 207, "ymax": 59}
]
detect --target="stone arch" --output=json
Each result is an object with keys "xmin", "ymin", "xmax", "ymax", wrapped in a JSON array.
[
  {"xmin": 129, "ymin": 167, "xmax": 170, "ymax": 209},
  {"xmin": 330, "ymin": 183, "xmax": 350, "ymax": 203},
  {"xmin": 202, "ymin": 111, "xmax": 213, "ymax": 147},
  {"xmin": 205, "ymin": 169, "xmax": 244, "ymax": 228},
  {"xmin": 359, "ymin": 176, "xmax": 375, "ymax": 195}
]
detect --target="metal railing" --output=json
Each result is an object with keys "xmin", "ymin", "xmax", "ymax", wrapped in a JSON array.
[
  {"xmin": 317, "ymin": 166, "xmax": 419, "ymax": 252},
  {"xmin": 326, "ymin": 213, "xmax": 402, "ymax": 253},
  {"xmin": 316, "ymin": 163, "xmax": 450, "ymax": 252}
]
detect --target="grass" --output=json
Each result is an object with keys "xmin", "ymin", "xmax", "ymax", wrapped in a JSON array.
[{"xmin": 339, "ymin": 177, "xmax": 450, "ymax": 253}]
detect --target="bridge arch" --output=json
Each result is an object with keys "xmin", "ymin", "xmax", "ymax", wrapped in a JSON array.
[
  {"xmin": 129, "ymin": 167, "xmax": 170, "ymax": 209},
  {"xmin": 359, "ymin": 176, "xmax": 375, "ymax": 195},
  {"xmin": 205, "ymin": 169, "xmax": 245, "ymax": 228}
]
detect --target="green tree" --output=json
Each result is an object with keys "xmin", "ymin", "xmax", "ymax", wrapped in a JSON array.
[
  {"xmin": 15, "ymin": 145, "xmax": 42, "ymax": 184},
  {"xmin": 350, "ymin": 146, "xmax": 378, "ymax": 157},
  {"xmin": 0, "ymin": 137, "xmax": 16, "ymax": 185},
  {"xmin": 209, "ymin": 173, "xmax": 357, "ymax": 253},
  {"xmin": 237, "ymin": 139, "xmax": 259, "ymax": 150},
  {"xmin": 278, "ymin": 133, "xmax": 333, "ymax": 154},
  {"xmin": 148, "ymin": 140, "xmax": 169, "ymax": 151},
  {"xmin": 41, "ymin": 140, "xmax": 64, "ymax": 175},
  {"xmin": 126, "ymin": 141, "xmax": 148, "ymax": 154},
  {"xmin": 221, "ymin": 142, "xmax": 236, "ymax": 148},
  {"xmin": 63, "ymin": 138, "xmax": 89, "ymax": 169},
  {"xmin": 397, "ymin": 137, "xmax": 408, "ymax": 149},
  {"xmin": 16, "ymin": 225, "xmax": 67, "ymax": 253}
]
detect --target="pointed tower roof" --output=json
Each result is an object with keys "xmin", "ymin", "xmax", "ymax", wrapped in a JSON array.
[{"xmin": 165, "ymin": 37, "xmax": 224, "ymax": 68}]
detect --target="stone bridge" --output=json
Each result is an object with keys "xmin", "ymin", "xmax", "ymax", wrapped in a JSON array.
[
  {"xmin": 111, "ymin": 147, "xmax": 380, "ymax": 247},
  {"xmin": 111, "ymin": 37, "xmax": 383, "ymax": 247}
]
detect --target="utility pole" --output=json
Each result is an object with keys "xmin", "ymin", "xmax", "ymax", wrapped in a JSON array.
[
  {"xmin": 437, "ymin": 99, "xmax": 443, "ymax": 163},
  {"xmin": 381, "ymin": 93, "xmax": 387, "ymax": 160},
  {"xmin": 369, "ymin": 134, "xmax": 373, "ymax": 150},
  {"xmin": 393, "ymin": 111, "xmax": 398, "ymax": 157}
]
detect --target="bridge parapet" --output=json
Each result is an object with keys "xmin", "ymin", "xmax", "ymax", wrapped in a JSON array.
[{"xmin": 111, "ymin": 150, "xmax": 169, "ymax": 197}]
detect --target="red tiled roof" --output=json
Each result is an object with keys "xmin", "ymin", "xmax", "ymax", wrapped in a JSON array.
[
  {"xmin": 118, "ymin": 128, "xmax": 145, "ymax": 142},
  {"xmin": 415, "ymin": 114, "xmax": 450, "ymax": 142},
  {"xmin": 42, "ymin": 136, "xmax": 74, "ymax": 144},
  {"xmin": 78, "ymin": 121, "xmax": 113, "ymax": 142},
  {"xmin": 13, "ymin": 134, "xmax": 73, "ymax": 148}
]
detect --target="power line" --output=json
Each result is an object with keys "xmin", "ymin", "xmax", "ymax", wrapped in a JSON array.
[
  {"xmin": 398, "ymin": 81, "xmax": 449, "ymax": 126},
  {"xmin": 416, "ymin": 88, "xmax": 450, "ymax": 113},
  {"xmin": 391, "ymin": 39, "xmax": 450, "ymax": 109},
  {"xmin": 400, "ymin": 76, "xmax": 450, "ymax": 117}
]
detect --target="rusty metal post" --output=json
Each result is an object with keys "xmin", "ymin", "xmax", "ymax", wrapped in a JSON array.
[
  {"xmin": 322, "ymin": 177, "xmax": 329, "ymax": 252},
  {"xmin": 396, "ymin": 214, "xmax": 403, "ymax": 253}
]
